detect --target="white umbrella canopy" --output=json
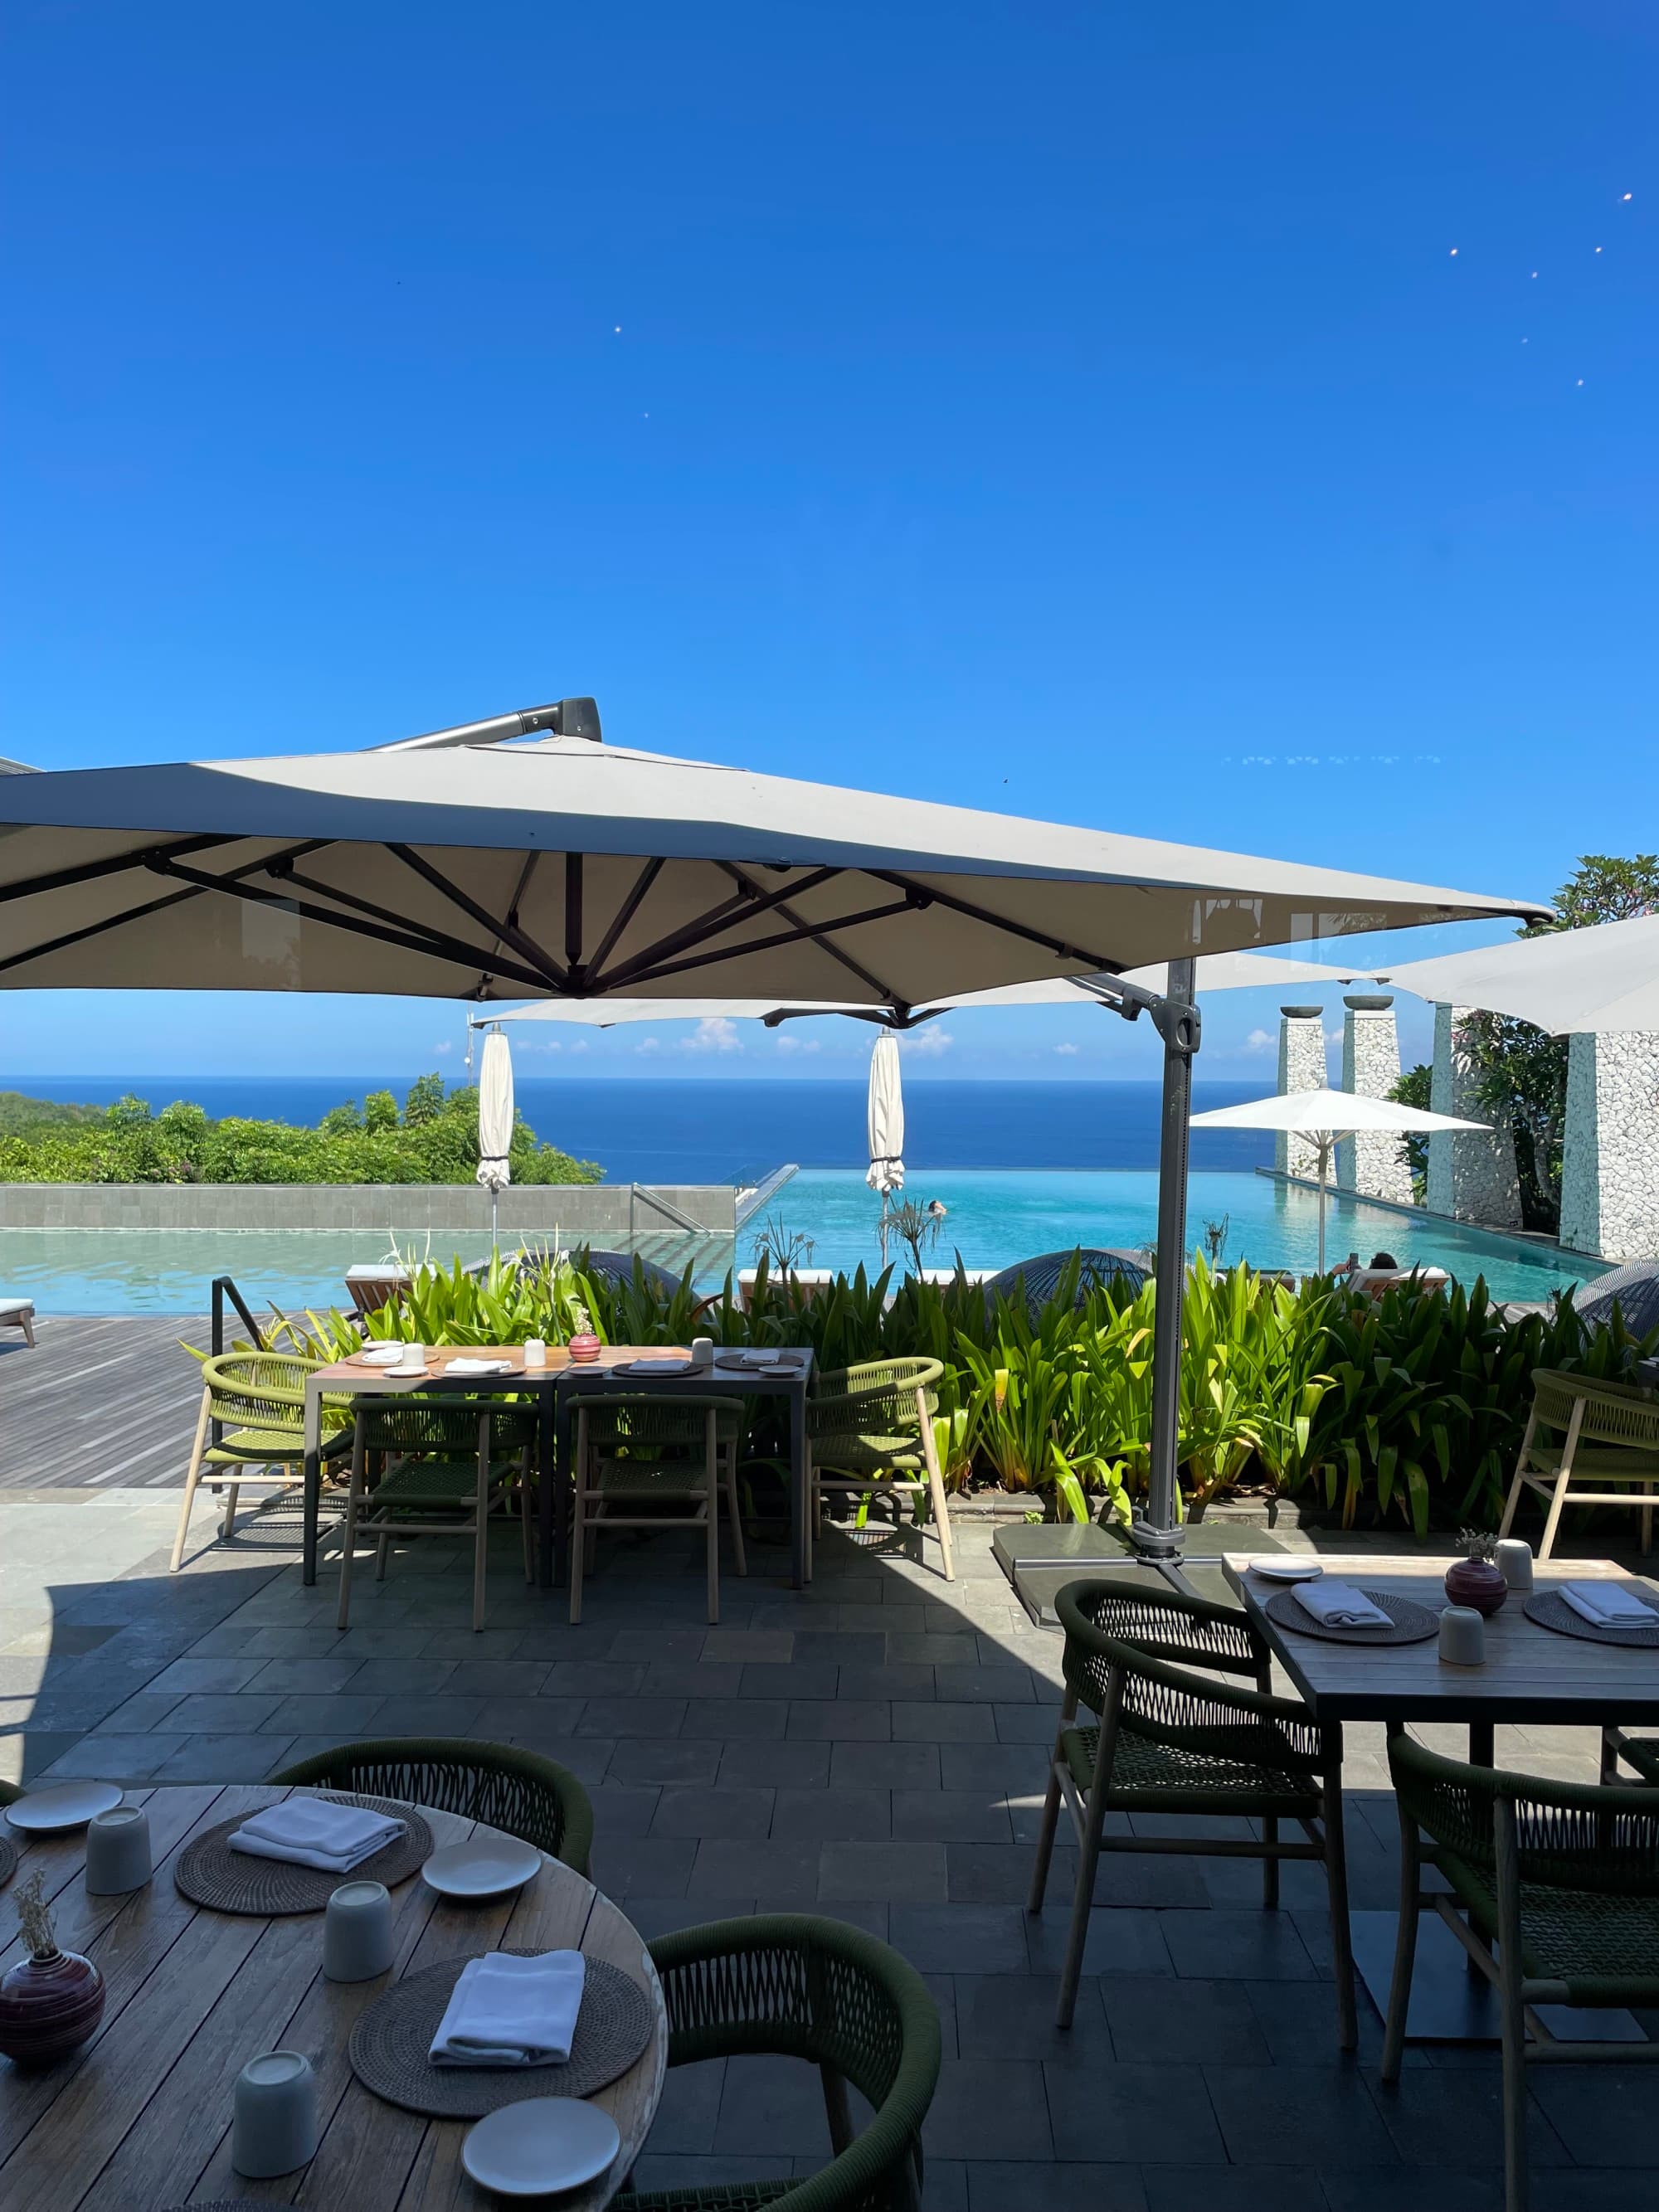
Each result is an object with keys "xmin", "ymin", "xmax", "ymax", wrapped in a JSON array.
[
  {"xmin": 0, "ymin": 724, "xmax": 1545, "ymax": 1006},
  {"xmin": 866, "ymin": 1033, "xmax": 906, "ymax": 1198},
  {"xmin": 1190, "ymin": 1087, "xmax": 1489, "ymax": 1273},
  {"xmin": 1380, "ymin": 915, "xmax": 1659, "ymax": 1035},
  {"xmin": 474, "ymin": 1027, "xmax": 515, "ymax": 1247}
]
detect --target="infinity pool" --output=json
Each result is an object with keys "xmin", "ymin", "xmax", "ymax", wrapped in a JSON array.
[{"xmin": 0, "ymin": 1171, "xmax": 1601, "ymax": 1313}]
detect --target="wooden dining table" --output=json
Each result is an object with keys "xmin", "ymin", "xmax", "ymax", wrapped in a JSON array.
[
  {"xmin": 0, "ymin": 1785, "xmax": 667, "ymax": 2212},
  {"xmin": 301, "ymin": 1341, "xmax": 816, "ymax": 1594}
]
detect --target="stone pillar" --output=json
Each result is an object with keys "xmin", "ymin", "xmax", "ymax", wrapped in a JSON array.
[
  {"xmin": 1559, "ymin": 1031, "xmax": 1659, "ymax": 1260},
  {"xmin": 1275, "ymin": 1005, "xmax": 1326, "ymax": 1178},
  {"xmin": 1337, "ymin": 994, "xmax": 1414, "ymax": 1203},
  {"xmin": 1428, "ymin": 1003, "xmax": 1523, "ymax": 1226}
]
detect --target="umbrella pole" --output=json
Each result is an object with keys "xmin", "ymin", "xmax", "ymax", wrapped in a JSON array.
[
  {"xmin": 1132, "ymin": 958, "xmax": 1199, "ymax": 1557},
  {"xmin": 1317, "ymin": 1135, "xmax": 1329, "ymax": 1276}
]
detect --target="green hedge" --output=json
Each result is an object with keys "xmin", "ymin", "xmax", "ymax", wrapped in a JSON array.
[
  {"xmin": 270, "ymin": 1247, "xmax": 1656, "ymax": 1538},
  {"xmin": 0, "ymin": 1073, "xmax": 600, "ymax": 1186}
]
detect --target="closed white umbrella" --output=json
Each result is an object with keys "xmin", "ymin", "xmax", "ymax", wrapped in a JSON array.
[
  {"xmin": 474, "ymin": 1026, "xmax": 514, "ymax": 1247},
  {"xmin": 1190, "ymin": 1087, "xmax": 1489, "ymax": 1274},
  {"xmin": 867, "ymin": 1032, "xmax": 905, "ymax": 1198},
  {"xmin": 1381, "ymin": 915, "xmax": 1659, "ymax": 1034}
]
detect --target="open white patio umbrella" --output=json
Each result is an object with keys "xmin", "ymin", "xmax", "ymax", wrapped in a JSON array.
[
  {"xmin": 1380, "ymin": 914, "xmax": 1659, "ymax": 1034},
  {"xmin": 1190, "ymin": 1087, "xmax": 1490, "ymax": 1274},
  {"xmin": 474, "ymin": 1025, "xmax": 514, "ymax": 1247},
  {"xmin": 0, "ymin": 698, "xmax": 1544, "ymax": 1553}
]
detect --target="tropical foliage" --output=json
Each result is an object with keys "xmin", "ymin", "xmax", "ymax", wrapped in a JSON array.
[
  {"xmin": 0, "ymin": 1074, "xmax": 599, "ymax": 1186},
  {"xmin": 264, "ymin": 1246, "xmax": 1655, "ymax": 1538}
]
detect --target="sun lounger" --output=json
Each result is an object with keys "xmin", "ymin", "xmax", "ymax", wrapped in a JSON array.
[{"xmin": 1, "ymin": 1296, "xmax": 36, "ymax": 1346}]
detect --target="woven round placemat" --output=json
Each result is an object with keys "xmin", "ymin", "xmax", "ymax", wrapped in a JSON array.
[
  {"xmin": 1264, "ymin": 1586, "xmax": 1438, "ymax": 1646},
  {"xmin": 1524, "ymin": 1589, "xmax": 1659, "ymax": 1648},
  {"xmin": 174, "ymin": 1795, "xmax": 433, "ymax": 1915},
  {"xmin": 350, "ymin": 1951, "xmax": 654, "ymax": 2118},
  {"xmin": 160, "ymin": 2200, "xmax": 280, "ymax": 2210},
  {"xmin": 0, "ymin": 1830, "xmax": 16, "ymax": 1889}
]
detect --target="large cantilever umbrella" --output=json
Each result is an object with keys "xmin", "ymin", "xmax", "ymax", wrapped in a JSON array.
[
  {"xmin": 0, "ymin": 702, "xmax": 1543, "ymax": 1556},
  {"xmin": 1380, "ymin": 914, "xmax": 1659, "ymax": 1035},
  {"xmin": 1190, "ymin": 1087, "xmax": 1490, "ymax": 1274}
]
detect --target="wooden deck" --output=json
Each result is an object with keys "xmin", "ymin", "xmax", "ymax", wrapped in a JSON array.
[{"xmin": 0, "ymin": 1313, "xmax": 209, "ymax": 1491}]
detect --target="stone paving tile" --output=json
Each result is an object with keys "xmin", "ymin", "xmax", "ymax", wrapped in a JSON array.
[
  {"xmin": 955, "ymin": 1971, "xmax": 1113, "ymax": 2064},
  {"xmin": 819, "ymin": 1841, "xmax": 947, "ymax": 1903},
  {"xmin": 785, "ymin": 1699, "xmax": 891, "ymax": 1741},
  {"xmin": 927, "ymin": 2059, "xmax": 1053, "ymax": 2161},
  {"xmin": 829, "ymin": 1739, "xmax": 941, "ymax": 1790},
  {"xmin": 893, "ymin": 1790, "xmax": 1013, "ymax": 1843},
  {"xmin": 608, "ymin": 1738, "xmax": 723, "ymax": 1787},
  {"xmin": 41, "ymin": 1731, "xmax": 190, "ymax": 1780},
  {"xmin": 1202, "ymin": 2064, "xmax": 1399, "ymax": 2169},
  {"xmin": 90, "ymin": 1691, "xmax": 186, "ymax": 1733},
  {"xmin": 366, "ymin": 1694, "xmax": 486, "ymax": 1734},
  {"xmin": 162, "ymin": 1692, "xmax": 286, "ymax": 1732},
  {"xmin": 681, "ymin": 1697, "xmax": 788, "ymax": 1740},
  {"xmin": 741, "ymin": 1662, "xmax": 840, "ymax": 1701},
  {"xmin": 257, "ymin": 1694, "xmax": 387, "ymax": 1735},
  {"xmin": 1142, "ymin": 2171, "xmax": 1326, "ymax": 2212},
  {"xmin": 893, "ymin": 1699, "xmax": 997, "ymax": 1743},
  {"xmin": 346, "ymin": 1657, "xmax": 457, "ymax": 1695},
  {"xmin": 890, "ymin": 1904, "xmax": 1031, "ymax": 1976},
  {"xmin": 715, "ymin": 1740, "xmax": 832, "ymax": 1788},
  {"xmin": 688, "ymin": 1840, "xmax": 822, "ymax": 1902},
  {"xmin": 577, "ymin": 1697, "xmax": 689, "ymax": 1738},
  {"xmin": 586, "ymin": 1785, "xmax": 661, "ymax": 1838},
  {"xmin": 771, "ymin": 1787, "xmax": 891, "ymax": 1841},
  {"xmin": 967, "ymin": 2161, "xmax": 1147, "ymax": 2212},
  {"xmin": 1099, "ymin": 1975, "xmax": 1268, "ymax": 2065},
  {"xmin": 1025, "ymin": 1905, "xmax": 1174, "ymax": 1979},
  {"xmin": 154, "ymin": 1732, "xmax": 299, "ymax": 1782},
  {"xmin": 243, "ymin": 1655, "xmax": 366, "ymax": 1694},
  {"xmin": 650, "ymin": 1786, "xmax": 775, "ymax": 1840},
  {"xmin": 1047, "ymin": 2059, "xmax": 1230, "ymax": 2165}
]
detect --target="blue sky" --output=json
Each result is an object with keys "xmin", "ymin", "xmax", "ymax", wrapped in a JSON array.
[{"xmin": 2, "ymin": 2, "xmax": 1652, "ymax": 1086}]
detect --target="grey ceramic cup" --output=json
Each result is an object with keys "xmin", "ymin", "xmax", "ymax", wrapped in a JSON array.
[
  {"xmin": 322, "ymin": 1879, "xmax": 396, "ymax": 1981},
  {"xmin": 1438, "ymin": 1606, "xmax": 1486, "ymax": 1667},
  {"xmin": 85, "ymin": 1804, "xmax": 151, "ymax": 1894},
  {"xmin": 232, "ymin": 2049, "xmax": 319, "ymax": 2176},
  {"xmin": 1496, "ymin": 1539, "xmax": 1534, "ymax": 1592}
]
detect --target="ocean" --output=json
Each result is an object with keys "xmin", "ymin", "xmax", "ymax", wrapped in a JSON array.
[{"xmin": 8, "ymin": 1076, "xmax": 1276, "ymax": 1183}]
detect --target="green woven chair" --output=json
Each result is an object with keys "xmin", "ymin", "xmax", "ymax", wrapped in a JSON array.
[
  {"xmin": 614, "ymin": 1914, "xmax": 941, "ymax": 2212},
  {"xmin": 1381, "ymin": 1732, "xmax": 1659, "ymax": 2211},
  {"xmin": 1029, "ymin": 1579, "xmax": 1355, "ymax": 2044},
  {"xmin": 572, "ymin": 1394, "xmax": 746, "ymax": 1626},
  {"xmin": 1499, "ymin": 1368, "xmax": 1659, "ymax": 1558},
  {"xmin": 1603, "ymin": 1727, "xmax": 1659, "ymax": 1785},
  {"xmin": 337, "ymin": 1393, "xmax": 538, "ymax": 1631},
  {"xmin": 805, "ymin": 1357, "xmax": 953, "ymax": 1582},
  {"xmin": 170, "ymin": 1350, "xmax": 353, "ymax": 1573},
  {"xmin": 270, "ymin": 1737, "xmax": 593, "ymax": 1874},
  {"xmin": 0, "ymin": 1777, "xmax": 20, "ymax": 1807}
]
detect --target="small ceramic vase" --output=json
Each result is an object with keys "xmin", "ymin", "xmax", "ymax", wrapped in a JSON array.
[
  {"xmin": 0, "ymin": 1947, "xmax": 106, "ymax": 2065},
  {"xmin": 1444, "ymin": 1557, "xmax": 1507, "ymax": 1616},
  {"xmin": 567, "ymin": 1331, "xmax": 602, "ymax": 1364}
]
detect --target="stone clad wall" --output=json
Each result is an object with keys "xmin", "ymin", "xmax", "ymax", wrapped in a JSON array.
[
  {"xmin": 1427, "ymin": 1003, "xmax": 1523, "ymax": 1228},
  {"xmin": 1275, "ymin": 1006, "xmax": 1326, "ymax": 1178},
  {"xmin": 1559, "ymin": 1032, "xmax": 1659, "ymax": 1262},
  {"xmin": 1336, "ymin": 995, "xmax": 1413, "ymax": 1203}
]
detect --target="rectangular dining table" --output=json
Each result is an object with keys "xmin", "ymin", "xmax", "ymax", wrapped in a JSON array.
[
  {"xmin": 1223, "ymin": 1550, "xmax": 1659, "ymax": 2039},
  {"xmin": 301, "ymin": 1344, "xmax": 816, "ymax": 1593}
]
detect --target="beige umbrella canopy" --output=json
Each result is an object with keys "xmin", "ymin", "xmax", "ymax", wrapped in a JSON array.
[{"xmin": 1380, "ymin": 915, "xmax": 1659, "ymax": 1035}]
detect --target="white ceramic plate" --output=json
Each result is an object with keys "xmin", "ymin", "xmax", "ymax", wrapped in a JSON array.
[
  {"xmin": 5, "ymin": 1781, "xmax": 124, "ymax": 1833},
  {"xmin": 1248, "ymin": 1559, "xmax": 1325, "ymax": 1582},
  {"xmin": 422, "ymin": 1836, "xmax": 543, "ymax": 1900},
  {"xmin": 462, "ymin": 2098, "xmax": 621, "ymax": 2198}
]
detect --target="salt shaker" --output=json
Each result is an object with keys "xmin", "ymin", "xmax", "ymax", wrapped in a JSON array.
[
  {"xmin": 85, "ymin": 1804, "xmax": 151, "ymax": 1894},
  {"xmin": 1438, "ymin": 1606, "xmax": 1486, "ymax": 1667},
  {"xmin": 232, "ymin": 2050, "xmax": 319, "ymax": 2176},
  {"xmin": 1495, "ymin": 1538, "xmax": 1534, "ymax": 1593},
  {"xmin": 322, "ymin": 1879, "xmax": 395, "ymax": 1981}
]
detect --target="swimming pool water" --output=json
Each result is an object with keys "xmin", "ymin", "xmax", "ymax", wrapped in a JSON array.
[{"xmin": 0, "ymin": 1170, "xmax": 1600, "ymax": 1313}]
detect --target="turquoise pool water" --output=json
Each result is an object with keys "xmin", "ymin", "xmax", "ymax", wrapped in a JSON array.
[{"xmin": 0, "ymin": 1170, "xmax": 1601, "ymax": 1313}]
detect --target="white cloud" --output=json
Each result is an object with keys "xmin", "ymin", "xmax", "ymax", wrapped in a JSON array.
[
  {"xmin": 902, "ymin": 1027, "xmax": 954, "ymax": 1058},
  {"xmin": 522, "ymin": 1038, "xmax": 562, "ymax": 1054},
  {"xmin": 776, "ymin": 1034, "xmax": 821, "ymax": 1056},
  {"xmin": 681, "ymin": 1016, "xmax": 743, "ymax": 1054},
  {"xmin": 1244, "ymin": 1028, "xmax": 1275, "ymax": 1054},
  {"xmin": 1053, "ymin": 1042, "xmax": 1079, "ymax": 1057},
  {"xmin": 635, "ymin": 1036, "xmax": 661, "ymax": 1055},
  {"xmin": 570, "ymin": 1039, "xmax": 590, "ymax": 1054},
  {"xmin": 434, "ymin": 1038, "xmax": 454, "ymax": 1056}
]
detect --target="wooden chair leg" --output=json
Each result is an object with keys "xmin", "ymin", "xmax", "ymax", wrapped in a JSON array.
[
  {"xmin": 472, "ymin": 1412, "xmax": 491, "ymax": 1632},
  {"xmin": 568, "ymin": 1413, "xmax": 589, "ymax": 1626},
  {"xmin": 724, "ymin": 1446, "xmax": 747, "ymax": 1578},
  {"xmin": 918, "ymin": 1392, "xmax": 955, "ymax": 1582},
  {"xmin": 1380, "ymin": 1797, "xmax": 1422, "ymax": 2083},
  {"xmin": 221, "ymin": 1480, "xmax": 241, "ymax": 1540},
  {"xmin": 1498, "ymin": 1408, "xmax": 1538, "ymax": 1539},
  {"xmin": 519, "ymin": 1449, "xmax": 535, "ymax": 1583},
  {"xmin": 1057, "ymin": 1746, "xmax": 1110, "ymax": 2029},
  {"xmin": 1262, "ymin": 1816, "xmax": 1280, "ymax": 1908},
  {"xmin": 170, "ymin": 1387, "xmax": 213, "ymax": 1573},
  {"xmin": 704, "ymin": 1411, "xmax": 721, "ymax": 1626},
  {"xmin": 1026, "ymin": 1694, "xmax": 1075, "ymax": 1914},
  {"xmin": 1538, "ymin": 1404, "xmax": 1584, "ymax": 1562},
  {"xmin": 336, "ymin": 1423, "xmax": 367, "ymax": 1631},
  {"xmin": 1494, "ymin": 1803, "xmax": 1530, "ymax": 2212},
  {"xmin": 1321, "ymin": 1767, "xmax": 1359, "ymax": 2053}
]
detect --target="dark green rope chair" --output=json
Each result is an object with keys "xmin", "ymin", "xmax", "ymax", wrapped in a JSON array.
[
  {"xmin": 170, "ymin": 1349, "xmax": 353, "ymax": 1573},
  {"xmin": 0, "ymin": 1777, "xmax": 20, "ymax": 1807},
  {"xmin": 1382, "ymin": 1732, "xmax": 1659, "ymax": 2211},
  {"xmin": 805, "ymin": 1357, "xmax": 953, "ymax": 1582},
  {"xmin": 270, "ymin": 1737, "xmax": 593, "ymax": 1874},
  {"xmin": 1602, "ymin": 1724, "xmax": 1659, "ymax": 1785},
  {"xmin": 1029, "ymin": 1579, "xmax": 1355, "ymax": 2045},
  {"xmin": 615, "ymin": 1915, "xmax": 941, "ymax": 2212},
  {"xmin": 338, "ymin": 1392, "xmax": 538, "ymax": 1631}
]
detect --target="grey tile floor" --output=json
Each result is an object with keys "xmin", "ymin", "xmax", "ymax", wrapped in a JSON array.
[{"xmin": 3, "ymin": 1499, "xmax": 1656, "ymax": 2210}]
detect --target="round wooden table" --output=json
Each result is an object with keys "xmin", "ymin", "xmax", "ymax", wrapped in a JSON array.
[{"xmin": 0, "ymin": 1783, "xmax": 667, "ymax": 2211}]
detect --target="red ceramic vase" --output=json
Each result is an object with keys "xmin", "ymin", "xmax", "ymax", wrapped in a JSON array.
[
  {"xmin": 0, "ymin": 1948, "xmax": 106, "ymax": 2066},
  {"xmin": 1444, "ymin": 1558, "xmax": 1507, "ymax": 1616},
  {"xmin": 567, "ymin": 1332, "xmax": 602, "ymax": 1365}
]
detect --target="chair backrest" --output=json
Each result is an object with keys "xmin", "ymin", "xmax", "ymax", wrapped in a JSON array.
[
  {"xmin": 578, "ymin": 1393, "xmax": 734, "ymax": 1452},
  {"xmin": 643, "ymin": 1913, "xmax": 941, "ymax": 2212},
  {"xmin": 351, "ymin": 1393, "xmax": 538, "ymax": 1456},
  {"xmin": 1389, "ymin": 1731, "xmax": 1659, "ymax": 1898},
  {"xmin": 1530, "ymin": 1368, "xmax": 1659, "ymax": 1448},
  {"xmin": 270, "ymin": 1738, "xmax": 593, "ymax": 1872},
  {"xmin": 817, "ymin": 1359, "xmax": 943, "ymax": 1428},
  {"xmin": 202, "ymin": 1349, "xmax": 318, "ymax": 1429},
  {"xmin": 1058, "ymin": 1577, "xmax": 1268, "ymax": 1680}
]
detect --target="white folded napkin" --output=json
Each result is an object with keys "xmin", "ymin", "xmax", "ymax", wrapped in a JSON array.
[
  {"xmin": 230, "ymin": 1796, "xmax": 406, "ymax": 1873},
  {"xmin": 622, "ymin": 1359, "xmax": 692, "ymax": 1375},
  {"xmin": 429, "ymin": 1950, "xmax": 586, "ymax": 2067},
  {"xmin": 1292, "ymin": 1580, "xmax": 1392, "ymax": 1629},
  {"xmin": 356, "ymin": 1344, "xmax": 406, "ymax": 1366},
  {"xmin": 445, "ymin": 1358, "xmax": 515, "ymax": 1376},
  {"xmin": 1560, "ymin": 1581, "xmax": 1658, "ymax": 1626}
]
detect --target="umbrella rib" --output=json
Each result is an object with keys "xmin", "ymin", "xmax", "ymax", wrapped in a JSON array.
[
  {"xmin": 718, "ymin": 862, "xmax": 902, "ymax": 1004},
  {"xmin": 580, "ymin": 856, "xmax": 664, "ymax": 986},
  {"xmin": 590, "ymin": 866, "xmax": 844, "ymax": 993},
  {"xmin": 385, "ymin": 843, "xmax": 568, "ymax": 988},
  {"xmin": 612, "ymin": 892, "xmax": 923, "ymax": 989},
  {"xmin": 0, "ymin": 882, "xmax": 208, "ymax": 978},
  {"xmin": 863, "ymin": 868, "xmax": 1120, "ymax": 971},
  {"xmin": 0, "ymin": 832, "xmax": 259, "ymax": 907},
  {"xmin": 147, "ymin": 856, "xmax": 560, "ymax": 996},
  {"xmin": 271, "ymin": 862, "xmax": 524, "ymax": 972}
]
